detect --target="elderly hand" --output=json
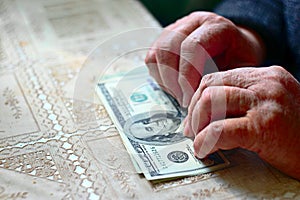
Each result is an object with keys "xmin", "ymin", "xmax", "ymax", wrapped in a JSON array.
[
  {"xmin": 145, "ymin": 11, "xmax": 265, "ymax": 107},
  {"xmin": 184, "ymin": 66, "xmax": 300, "ymax": 180}
]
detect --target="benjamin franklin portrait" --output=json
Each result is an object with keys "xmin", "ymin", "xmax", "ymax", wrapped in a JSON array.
[{"xmin": 123, "ymin": 111, "xmax": 186, "ymax": 145}]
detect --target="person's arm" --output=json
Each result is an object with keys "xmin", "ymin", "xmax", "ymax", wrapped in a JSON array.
[{"xmin": 215, "ymin": 0, "xmax": 286, "ymax": 66}]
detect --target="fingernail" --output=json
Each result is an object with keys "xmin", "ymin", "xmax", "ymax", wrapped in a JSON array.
[{"xmin": 195, "ymin": 151, "xmax": 206, "ymax": 159}]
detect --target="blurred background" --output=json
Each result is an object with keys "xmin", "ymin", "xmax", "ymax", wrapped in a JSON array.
[{"xmin": 140, "ymin": 0, "xmax": 221, "ymax": 26}]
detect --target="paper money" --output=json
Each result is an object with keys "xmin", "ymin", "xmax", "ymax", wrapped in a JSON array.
[{"xmin": 96, "ymin": 67, "xmax": 229, "ymax": 180}]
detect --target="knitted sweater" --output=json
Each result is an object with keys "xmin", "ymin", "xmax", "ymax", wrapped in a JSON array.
[{"xmin": 215, "ymin": 0, "xmax": 300, "ymax": 81}]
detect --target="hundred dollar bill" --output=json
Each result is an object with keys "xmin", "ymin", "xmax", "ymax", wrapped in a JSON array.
[{"xmin": 96, "ymin": 67, "xmax": 230, "ymax": 180}]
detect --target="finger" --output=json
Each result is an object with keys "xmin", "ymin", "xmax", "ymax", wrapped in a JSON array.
[
  {"xmin": 193, "ymin": 117, "xmax": 254, "ymax": 158},
  {"xmin": 185, "ymin": 77, "xmax": 212, "ymax": 138},
  {"xmin": 148, "ymin": 29, "xmax": 188, "ymax": 102},
  {"xmin": 145, "ymin": 50, "xmax": 164, "ymax": 87},
  {"xmin": 168, "ymin": 12, "xmax": 217, "ymax": 36},
  {"xmin": 177, "ymin": 26, "xmax": 212, "ymax": 107},
  {"xmin": 183, "ymin": 115, "xmax": 193, "ymax": 138},
  {"xmin": 155, "ymin": 17, "xmax": 208, "ymax": 103},
  {"xmin": 155, "ymin": 12, "xmax": 221, "ymax": 106},
  {"xmin": 157, "ymin": 52, "xmax": 183, "ymax": 102},
  {"xmin": 190, "ymin": 86, "xmax": 256, "ymax": 137},
  {"xmin": 188, "ymin": 69, "xmax": 252, "ymax": 124},
  {"xmin": 178, "ymin": 16, "xmax": 237, "ymax": 107},
  {"xmin": 199, "ymin": 67, "xmax": 262, "ymax": 91}
]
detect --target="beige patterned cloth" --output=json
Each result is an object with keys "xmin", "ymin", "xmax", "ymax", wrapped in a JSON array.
[{"xmin": 0, "ymin": 0, "xmax": 299, "ymax": 199}]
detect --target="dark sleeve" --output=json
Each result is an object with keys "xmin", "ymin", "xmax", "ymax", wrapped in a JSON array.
[{"xmin": 214, "ymin": 0, "xmax": 286, "ymax": 66}]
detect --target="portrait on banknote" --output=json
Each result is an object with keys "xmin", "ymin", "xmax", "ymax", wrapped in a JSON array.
[{"xmin": 123, "ymin": 111, "xmax": 186, "ymax": 145}]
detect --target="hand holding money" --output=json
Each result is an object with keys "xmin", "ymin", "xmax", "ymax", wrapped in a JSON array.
[
  {"xmin": 97, "ymin": 67, "xmax": 229, "ymax": 180},
  {"xmin": 184, "ymin": 66, "xmax": 300, "ymax": 180}
]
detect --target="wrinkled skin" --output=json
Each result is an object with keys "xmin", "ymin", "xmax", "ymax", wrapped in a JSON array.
[
  {"xmin": 145, "ymin": 11, "xmax": 300, "ymax": 180},
  {"xmin": 184, "ymin": 66, "xmax": 300, "ymax": 180},
  {"xmin": 145, "ymin": 11, "xmax": 265, "ymax": 107}
]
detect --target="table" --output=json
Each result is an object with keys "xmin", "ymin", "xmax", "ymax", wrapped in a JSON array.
[{"xmin": 0, "ymin": 0, "xmax": 299, "ymax": 199}]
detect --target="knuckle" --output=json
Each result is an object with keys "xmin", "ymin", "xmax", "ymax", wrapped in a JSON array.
[
  {"xmin": 207, "ymin": 121, "xmax": 223, "ymax": 140},
  {"xmin": 156, "ymin": 40, "xmax": 172, "ymax": 52},
  {"xmin": 188, "ymin": 11, "xmax": 204, "ymax": 18},
  {"xmin": 201, "ymin": 73, "xmax": 214, "ymax": 86},
  {"xmin": 270, "ymin": 65, "xmax": 287, "ymax": 78},
  {"xmin": 181, "ymin": 36, "xmax": 200, "ymax": 52},
  {"xmin": 155, "ymin": 42, "xmax": 180, "ymax": 61},
  {"xmin": 267, "ymin": 65, "xmax": 292, "ymax": 86},
  {"xmin": 210, "ymin": 15, "xmax": 225, "ymax": 23},
  {"xmin": 189, "ymin": 11, "xmax": 202, "ymax": 17},
  {"xmin": 211, "ymin": 15, "xmax": 231, "ymax": 24},
  {"xmin": 200, "ymin": 87, "xmax": 212, "ymax": 106},
  {"xmin": 206, "ymin": 15, "xmax": 237, "ymax": 35},
  {"xmin": 271, "ymin": 65, "xmax": 285, "ymax": 71},
  {"xmin": 189, "ymin": 11, "xmax": 216, "ymax": 19},
  {"xmin": 157, "ymin": 32, "xmax": 184, "ymax": 52},
  {"xmin": 205, "ymin": 13, "xmax": 234, "ymax": 26}
]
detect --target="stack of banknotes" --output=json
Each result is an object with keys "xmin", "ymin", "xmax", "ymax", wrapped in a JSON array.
[{"xmin": 96, "ymin": 67, "xmax": 229, "ymax": 180}]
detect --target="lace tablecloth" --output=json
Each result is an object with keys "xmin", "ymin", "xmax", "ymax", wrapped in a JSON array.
[{"xmin": 0, "ymin": 0, "xmax": 299, "ymax": 199}]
